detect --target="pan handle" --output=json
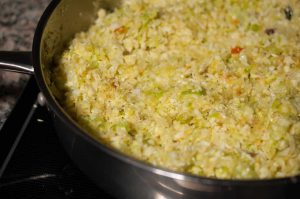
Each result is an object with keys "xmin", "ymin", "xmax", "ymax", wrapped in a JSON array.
[{"xmin": 0, "ymin": 51, "xmax": 34, "ymax": 75}]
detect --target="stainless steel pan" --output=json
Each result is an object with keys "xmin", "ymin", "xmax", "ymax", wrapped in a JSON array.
[{"xmin": 0, "ymin": 0, "xmax": 299, "ymax": 198}]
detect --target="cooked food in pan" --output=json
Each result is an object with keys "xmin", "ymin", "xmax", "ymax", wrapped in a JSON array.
[{"xmin": 53, "ymin": 0, "xmax": 300, "ymax": 179}]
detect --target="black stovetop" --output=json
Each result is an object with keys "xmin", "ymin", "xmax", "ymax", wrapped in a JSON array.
[{"xmin": 0, "ymin": 78, "xmax": 114, "ymax": 199}]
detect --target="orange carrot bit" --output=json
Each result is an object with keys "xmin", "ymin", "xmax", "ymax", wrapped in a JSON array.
[
  {"xmin": 114, "ymin": 26, "xmax": 127, "ymax": 34},
  {"xmin": 232, "ymin": 19, "xmax": 240, "ymax": 25},
  {"xmin": 231, "ymin": 46, "xmax": 243, "ymax": 54},
  {"xmin": 236, "ymin": 88, "xmax": 242, "ymax": 96}
]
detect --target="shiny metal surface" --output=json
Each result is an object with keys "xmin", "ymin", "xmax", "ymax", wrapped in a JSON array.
[
  {"xmin": 0, "ymin": 62, "xmax": 34, "ymax": 74},
  {"xmin": 0, "ymin": 51, "xmax": 34, "ymax": 74},
  {"xmin": 2, "ymin": 0, "xmax": 300, "ymax": 198},
  {"xmin": 37, "ymin": 92, "xmax": 46, "ymax": 107}
]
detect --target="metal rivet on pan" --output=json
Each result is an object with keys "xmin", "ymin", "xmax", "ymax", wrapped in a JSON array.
[{"xmin": 37, "ymin": 92, "xmax": 46, "ymax": 106}]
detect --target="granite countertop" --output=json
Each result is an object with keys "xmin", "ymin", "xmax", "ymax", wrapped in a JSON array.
[{"xmin": 0, "ymin": 0, "xmax": 51, "ymax": 129}]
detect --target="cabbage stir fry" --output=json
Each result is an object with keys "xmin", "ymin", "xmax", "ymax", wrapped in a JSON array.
[{"xmin": 53, "ymin": 0, "xmax": 300, "ymax": 179}]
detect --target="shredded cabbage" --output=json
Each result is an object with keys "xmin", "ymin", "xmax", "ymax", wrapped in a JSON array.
[{"xmin": 53, "ymin": 0, "xmax": 300, "ymax": 179}]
